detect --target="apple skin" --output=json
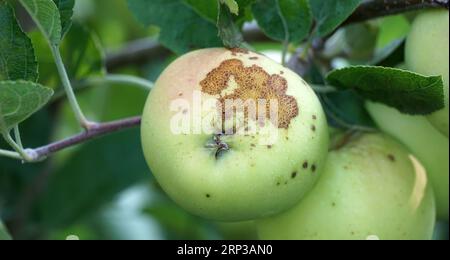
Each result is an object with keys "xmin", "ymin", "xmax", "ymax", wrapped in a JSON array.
[
  {"xmin": 405, "ymin": 10, "xmax": 449, "ymax": 136},
  {"xmin": 141, "ymin": 48, "xmax": 329, "ymax": 221},
  {"xmin": 366, "ymin": 101, "xmax": 449, "ymax": 221},
  {"xmin": 257, "ymin": 133, "xmax": 436, "ymax": 240}
]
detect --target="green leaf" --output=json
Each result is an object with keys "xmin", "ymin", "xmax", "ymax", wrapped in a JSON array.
[
  {"xmin": 218, "ymin": 2, "xmax": 243, "ymax": 48},
  {"xmin": 53, "ymin": 0, "xmax": 75, "ymax": 38},
  {"xmin": 127, "ymin": 0, "xmax": 221, "ymax": 54},
  {"xmin": 252, "ymin": 0, "xmax": 312, "ymax": 43},
  {"xmin": 30, "ymin": 23, "xmax": 105, "ymax": 87},
  {"xmin": 0, "ymin": 80, "xmax": 53, "ymax": 132},
  {"xmin": 309, "ymin": 0, "xmax": 362, "ymax": 37},
  {"xmin": 326, "ymin": 66, "xmax": 445, "ymax": 115},
  {"xmin": 320, "ymin": 90, "xmax": 375, "ymax": 129},
  {"xmin": 35, "ymin": 129, "xmax": 149, "ymax": 229},
  {"xmin": 0, "ymin": 1, "xmax": 38, "ymax": 82},
  {"xmin": 0, "ymin": 221, "xmax": 11, "ymax": 240},
  {"xmin": 182, "ymin": 0, "xmax": 218, "ymax": 22},
  {"xmin": 18, "ymin": 0, "xmax": 62, "ymax": 45},
  {"xmin": 221, "ymin": 0, "xmax": 239, "ymax": 15}
]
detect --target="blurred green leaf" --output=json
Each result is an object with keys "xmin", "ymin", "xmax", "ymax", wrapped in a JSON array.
[
  {"xmin": 343, "ymin": 23, "xmax": 378, "ymax": 61},
  {"xmin": 18, "ymin": 0, "xmax": 62, "ymax": 45},
  {"xmin": 309, "ymin": 0, "xmax": 363, "ymax": 37},
  {"xmin": 53, "ymin": 0, "xmax": 75, "ymax": 38},
  {"xmin": 221, "ymin": 0, "xmax": 239, "ymax": 15},
  {"xmin": 0, "ymin": 221, "xmax": 11, "ymax": 240},
  {"xmin": 0, "ymin": 1, "xmax": 38, "ymax": 82},
  {"xmin": 143, "ymin": 199, "xmax": 218, "ymax": 240},
  {"xmin": 252, "ymin": 0, "xmax": 312, "ymax": 43},
  {"xmin": 30, "ymin": 23, "xmax": 105, "ymax": 88},
  {"xmin": 327, "ymin": 66, "xmax": 445, "ymax": 115},
  {"xmin": 0, "ymin": 81, "xmax": 53, "ymax": 132},
  {"xmin": 35, "ymin": 128, "xmax": 149, "ymax": 229},
  {"xmin": 127, "ymin": 0, "xmax": 222, "ymax": 54},
  {"xmin": 0, "ymin": 108, "xmax": 53, "ymax": 239},
  {"xmin": 218, "ymin": 2, "xmax": 243, "ymax": 48},
  {"xmin": 376, "ymin": 15, "xmax": 410, "ymax": 49}
]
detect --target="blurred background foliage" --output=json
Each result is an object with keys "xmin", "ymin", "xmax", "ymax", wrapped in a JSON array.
[{"xmin": 0, "ymin": 0, "xmax": 448, "ymax": 240}]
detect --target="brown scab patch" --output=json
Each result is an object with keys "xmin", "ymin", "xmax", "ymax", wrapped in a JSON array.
[
  {"xmin": 267, "ymin": 145, "xmax": 272, "ymax": 149},
  {"xmin": 302, "ymin": 161, "xmax": 309, "ymax": 169},
  {"xmin": 387, "ymin": 154, "xmax": 396, "ymax": 162},
  {"xmin": 249, "ymin": 56, "xmax": 259, "ymax": 60},
  {"xmin": 230, "ymin": 48, "xmax": 249, "ymax": 56},
  {"xmin": 200, "ymin": 59, "xmax": 299, "ymax": 129},
  {"xmin": 291, "ymin": 172, "xmax": 297, "ymax": 179},
  {"xmin": 312, "ymin": 115, "xmax": 317, "ymax": 120},
  {"xmin": 311, "ymin": 125, "xmax": 316, "ymax": 132},
  {"xmin": 280, "ymin": 71, "xmax": 284, "ymax": 75},
  {"xmin": 250, "ymin": 143, "xmax": 256, "ymax": 147},
  {"xmin": 178, "ymin": 92, "xmax": 183, "ymax": 97}
]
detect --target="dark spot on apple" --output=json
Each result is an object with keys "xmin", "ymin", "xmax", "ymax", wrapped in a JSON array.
[
  {"xmin": 284, "ymin": 181, "xmax": 288, "ymax": 185},
  {"xmin": 351, "ymin": 231, "xmax": 355, "ymax": 235},
  {"xmin": 182, "ymin": 109, "xmax": 188, "ymax": 114},
  {"xmin": 387, "ymin": 154, "xmax": 395, "ymax": 162},
  {"xmin": 311, "ymin": 164, "xmax": 317, "ymax": 173},
  {"xmin": 285, "ymin": 136, "xmax": 289, "ymax": 141},
  {"xmin": 249, "ymin": 56, "xmax": 258, "ymax": 60},
  {"xmin": 267, "ymin": 145, "xmax": 272, "ymax": 149},
  {"xmin": 303, "ymin": 161, "xmax": 309, "ymax": 169},
  {"xmin": 276, "ymin": 182, "xmax": 281, "ymax": 186},
  {"xmin": 311, "ymin": 125, "xmax": 316, "ymax": 132},
  {"xmin": 312, "ymin": 115, "xmax": 317, "ymax": 120},
  {"xmin": 280, "ymin": 71, "xmax": 284, "ymax": 75},
  {"xmin": 206, "ymin": 194, "xmax": 211, "ymax": 198},
  {"xmin": 332, "ymin": 202, "xmax": 336, "ymax": 207},
  {"xmin": 250, "ymin": 143, "xmax": 256, "ymax": 147},
  {"xmin": 178, "ymin": 92, "xmax": 183, "ymax": 97},
  {"xmin": 291, "ymin": 172, "xmax": 297, "ymax": 178}
]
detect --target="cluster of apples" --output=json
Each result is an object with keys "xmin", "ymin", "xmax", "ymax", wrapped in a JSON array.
[{"xmin": 140, "ymin": 10, "xmax": 448, "ymax": 240}]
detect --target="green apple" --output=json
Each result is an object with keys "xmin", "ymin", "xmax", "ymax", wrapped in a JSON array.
[
  {"xmin": 257, "ymin": 133, "xmax": 436, "ymax": 240},
  {"xmin": 366, "ymin": 101, "xmax": 449, "ymax": 221},
  {"xmin": 405, "ymin": 10, "xmax": 449, "ymax": 136},
  {"xmin": 141, "ymin": 48, "xmax": 328, "ymax": 221}
]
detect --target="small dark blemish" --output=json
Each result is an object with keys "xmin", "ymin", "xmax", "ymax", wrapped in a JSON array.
[
  {"xmin": 276, "ymin": 182, "xmax": 281, "ymax": 186},
  {"xmin": 182, "ymin": 109, "xmax": 188, "ymax": 114},
  {"xmin": 284, "ymin": 181, "xmax": 288, "ymax": 185},
  {"xmin": 206, "ymin": 194, "xmax": 211, "ymax": 198},
  {"xmin": 332, "ymin": 202, "xmax": 336, "ymax": 207},
  {"xmin": 250, "ymin": 143, "xmax": 256, "ymax": 147},
  {"xmin": 311, "ymin": 164, "xmax": 317, "ymax": 173},
  {"xmin": 280, "ymin": 71, "xmax": 284, "ymax": 75},
  {"xmin": 387, "ymin": 154, "xmax": 396, "ymax": 162},
  {"xmin": 267, "ymin": 145, "xmax": 272, "ymax": 149},
  {"xmin": 291, "ymin": 172, "xmax": 297, "ymax": 179},
  {"xmin": 312, "ymin": 115, "xmax": 317, "ymax": 120},
  {"xmin": 285, "ymin": 136, "xmax": 289, "ymax": 141},
  {"xmin": 311, "ymin": 125, "xmax": 316, "ymax": 132},
  {"xmin": 249, "ymin": 56, "xmax": 258, "ymax": 60},
  {"xmin": 303, "ymin": 161, "xmax": 309, "ymax": 169}
]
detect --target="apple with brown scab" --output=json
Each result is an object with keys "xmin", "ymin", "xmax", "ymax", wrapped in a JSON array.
[{"xmin": 141, "ymin": 48, "xmax": 329, "ymax": 221}]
